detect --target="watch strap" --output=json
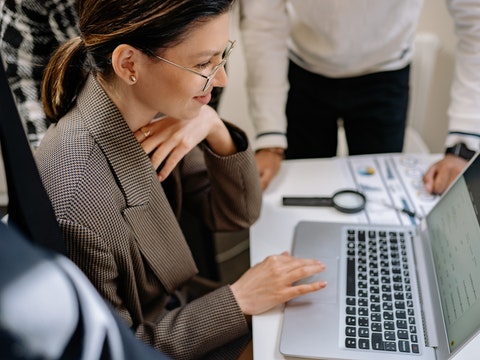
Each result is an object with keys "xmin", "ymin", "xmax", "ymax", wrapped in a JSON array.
[{"xmin": 445, "ymin": 142, "xmax": 476, "ymax": 160}]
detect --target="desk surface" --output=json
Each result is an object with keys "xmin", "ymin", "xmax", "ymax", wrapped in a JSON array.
[{"xmin": 250, "ymin": 154, "xmax": 480, "ymax": 360}]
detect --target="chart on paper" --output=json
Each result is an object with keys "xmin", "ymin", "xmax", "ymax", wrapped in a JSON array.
[{"xmin": 339, "ymin": 153, "xmax": 442, "ymax": 225}]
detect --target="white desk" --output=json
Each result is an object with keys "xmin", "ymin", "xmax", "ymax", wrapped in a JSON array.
[{"xmin": 250, "ymin": 154, "xmax": 480, "ymax": 359}]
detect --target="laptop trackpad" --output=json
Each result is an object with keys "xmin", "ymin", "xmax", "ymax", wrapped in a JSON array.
[{"xmin": 291, "ymin": 257, "xmax": 338, "ymax": 304}]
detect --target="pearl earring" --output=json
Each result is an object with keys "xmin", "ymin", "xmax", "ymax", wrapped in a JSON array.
[{"xmin": 129, "ymin": 75, "xmax": 137, "ymax": 84}]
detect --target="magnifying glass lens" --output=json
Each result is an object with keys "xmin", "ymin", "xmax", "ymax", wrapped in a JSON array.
[{"xmin": 332, "ymin": 190, "xmax": 366, "ymax": 213}]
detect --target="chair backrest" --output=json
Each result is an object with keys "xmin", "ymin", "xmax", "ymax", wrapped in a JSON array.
[
  {"xmin": 0, "ymin": 150, "xmax": 6, "ymax": 209},
  {"xmin": 0, "ymin": 54, "xmax": 66, "ymax": 253}
]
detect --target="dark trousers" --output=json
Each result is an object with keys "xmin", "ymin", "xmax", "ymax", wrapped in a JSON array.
[{"xmin": 285, "ymin": 61, "xmax": 410, "ymax": 159}]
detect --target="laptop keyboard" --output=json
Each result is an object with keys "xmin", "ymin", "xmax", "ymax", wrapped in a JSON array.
[{"xmin": 344, "ymin": 228, "xmax": 420, "ymax": 354}]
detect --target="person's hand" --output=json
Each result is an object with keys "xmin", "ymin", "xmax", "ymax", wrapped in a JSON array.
[
  {"xmin": 230, "ymin": 252, "xmax": 327, "ymax": 315},
  {"xmin": 423, "ymin": 154, "xmax": 468, "ymax": 195},
  {"xmin": 255, "ymin": 148, "xmax": 284, "ymax": 191},
  {"xmin": 134, "ymin": 106, "xmax": 235, "ymax": 180}
]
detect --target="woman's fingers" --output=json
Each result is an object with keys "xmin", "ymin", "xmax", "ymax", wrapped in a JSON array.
[{"xmin": 231, "ymin": 253, "xmax": 328, "ymax": 315}]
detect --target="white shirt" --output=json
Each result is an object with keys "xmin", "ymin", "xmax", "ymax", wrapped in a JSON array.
[{"xmin": 239, "ymin": 0, "xmax": 480, "ymax": 152}]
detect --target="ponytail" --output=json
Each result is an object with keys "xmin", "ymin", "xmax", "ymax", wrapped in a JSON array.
[{"xmin": 42, "ymin": 37, "xmax": 88, "ymax": 123}]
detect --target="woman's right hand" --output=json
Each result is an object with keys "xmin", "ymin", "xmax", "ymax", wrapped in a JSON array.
[
  {"xmin": 134, "ymin": 106, "xmax": 236, "ymax": 181},
  {"xmin": 230, "ymin": 252, "xmax": 327, "ymax": 315}
]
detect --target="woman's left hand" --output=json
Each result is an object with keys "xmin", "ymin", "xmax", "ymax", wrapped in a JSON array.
[{"xmin": 134, "ymin": 106, "xmax": 235, "ymax": 180}]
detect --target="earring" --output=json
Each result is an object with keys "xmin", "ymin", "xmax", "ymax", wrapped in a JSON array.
[{"xmin": 129, "ymin": 75, "xmax": 137, "ymax": 84}]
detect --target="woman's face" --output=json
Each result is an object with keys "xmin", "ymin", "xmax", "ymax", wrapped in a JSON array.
[{"xmin": 135, "ymin": 13, "xmax": 230, "ymax": 120}]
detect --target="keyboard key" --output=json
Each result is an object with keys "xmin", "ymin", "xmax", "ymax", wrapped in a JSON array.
[
  {"xmin": 346, "ymin": 258, "xmax": 356, "ymax": 296},
  {"xmin": 384, "ymin": 331, "xmax": 396, "ymax": 341},
  {"xmin": 346, "ymin": 306, "xmax": 356, "ymax": 315},
  {"xmin": 394, "ymin": 301, "xmax": 405, "ymax": 309},
  {"xmin": 384, "ymin": 342, "xmax": 397, "ymax": 351},
  {"xmin": 371, "ymin": 333, "xmax": 384, "ymax": 350},
  {"xmin": 399, "ymin": 340, "xmax": 410, "ymax": 352},
  {"xmin": 359, "ymin": 339, "xmax": 370, "ymax": 349},
  {"xmin": 359, "ymin": 317, "xmax": 369, "ymax": 327},
  {"xmin": 345, "ymin": 337, "xmax": 356, "ymax": 349},
  {"xmin": 382, "ymin": 302, "xmax": 393, "ymax": 311},
  {"xmin": 346, "ymin": 327, "xmax": 356, "ymax": 337},
  {"xmin": 359, "ymin": 327, "xmax": 369, "ymax": 338},
  {"xmin": 384, "ymin": 321, "xmax": 395, "ymax": 330},
  {"xmin": 396, "ymin": 320, "xmax": 408, "ymax": 329},
  {"xmin": 358, "ymin": 307, "xmax": 368, "ymax": 316}
]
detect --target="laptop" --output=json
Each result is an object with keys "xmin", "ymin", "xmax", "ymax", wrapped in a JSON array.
[{"xmin": 280, "ymin": 153, "xmax": 480, "ymax": 359}]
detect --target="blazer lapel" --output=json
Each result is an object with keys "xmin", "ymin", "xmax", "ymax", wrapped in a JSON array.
[{"xmin": 78, "ymin": 76, "xmax": 197, "ymax": 292}]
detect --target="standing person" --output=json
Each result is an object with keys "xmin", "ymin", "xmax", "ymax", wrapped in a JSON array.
[
  {"xmin": 239, "ymin": 0, "xmax": 480, "ymax": 193},
  {"xmin": 0, "ymin": 0, "xmax": 79, "ymax": 147},
  {"xmin": 35, "ymin": 0, "xmax": 328, "ymax": 359}
]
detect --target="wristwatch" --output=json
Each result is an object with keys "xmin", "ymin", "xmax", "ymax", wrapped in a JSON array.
[{"xmin": 445, "ymin": 142, "xmax": 476, "ymax": 160}]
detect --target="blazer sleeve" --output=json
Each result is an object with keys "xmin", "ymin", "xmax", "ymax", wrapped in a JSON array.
[
  {"xmin": 136, "ymin": 286, "xmax": 249, "ymax": 359},
  {"xmin": 180, "ymin": 121, "xmax": 263, "ymax": 231},
  {"xmin": 59, "ymin": 218, "xmax": 249, "ymax": 359}
]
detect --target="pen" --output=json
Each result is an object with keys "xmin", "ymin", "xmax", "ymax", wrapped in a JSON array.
[{"xmin": 372, "ymin": 200, "xmax": 420, "ymax": 219}]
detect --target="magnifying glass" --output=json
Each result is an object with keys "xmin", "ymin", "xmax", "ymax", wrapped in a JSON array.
[{"xmin": 282, "ymin": 189, "xmax": 366, "ymax": 214}]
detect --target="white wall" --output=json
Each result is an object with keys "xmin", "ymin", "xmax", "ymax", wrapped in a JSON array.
[
  {"xmin": 218, "ymin": 4, "xmax": 254, "ymax": 140},
  {"xmin": 416, "ymin": 0, "xmax": 456, "ymax": 152},
  {"xmin": 219, "ymin": 0, "xmax": 457, "ymax": 153}
]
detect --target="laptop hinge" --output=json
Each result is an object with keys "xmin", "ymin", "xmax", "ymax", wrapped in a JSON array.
[{"xmin": 411, "ymin": 222, "xmax": 441, "ymax": 348}]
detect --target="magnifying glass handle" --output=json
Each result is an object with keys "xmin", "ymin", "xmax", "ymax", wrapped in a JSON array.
[{"xmin": 282, "ymin": 197, "xmax": 332, "ymax": 207}]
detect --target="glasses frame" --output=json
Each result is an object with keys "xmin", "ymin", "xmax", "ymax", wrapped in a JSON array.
[{"xmin": 148, "ymin": 40, "xmax": 236, "ymax": 92}]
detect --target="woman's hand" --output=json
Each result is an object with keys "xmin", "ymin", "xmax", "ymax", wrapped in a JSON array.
[
  {"xmin": 230, "ymin": 252, "xmax": 327, "ymax": 315},
  {"xmin": 134, "ymin": 106, "xmax": 236, "ymax": 180}
]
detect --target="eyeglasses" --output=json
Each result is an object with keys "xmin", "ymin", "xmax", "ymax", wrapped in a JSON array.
[{"xmin": 148, "ymin": 40, "xmax": 236, "ymax": 92}]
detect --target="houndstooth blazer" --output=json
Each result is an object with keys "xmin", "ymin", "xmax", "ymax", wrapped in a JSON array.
[{"xmin": 35, "ymin": 76, "xmax": 262, "ymax": 359}]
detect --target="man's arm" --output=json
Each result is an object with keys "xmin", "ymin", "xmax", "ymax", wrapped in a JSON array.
[
  {"xmin": 239, "ymin": 0, "xmax": 290, "ymax": 150},
  {"xmin": 423, "ymin": 0, "xmax": 480, "ymax": 194},
  {"xmin": 239, "ymin": 0, "xmax": 289, "ymax": 189}
]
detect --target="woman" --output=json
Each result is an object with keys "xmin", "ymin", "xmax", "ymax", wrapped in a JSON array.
[{"xmin": 35, "ymin": 0, "xmax": 327, "ymax": 358}]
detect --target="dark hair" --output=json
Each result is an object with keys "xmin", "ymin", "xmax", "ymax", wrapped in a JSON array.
[{"xmin": 42, "ymin": 0, "xmax": 234, "ymax": 123}]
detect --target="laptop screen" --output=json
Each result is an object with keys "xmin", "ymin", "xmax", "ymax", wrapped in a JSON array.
[{"xmin": 426, "ymin": 155, "xmax": 480, "ymax": 352}]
